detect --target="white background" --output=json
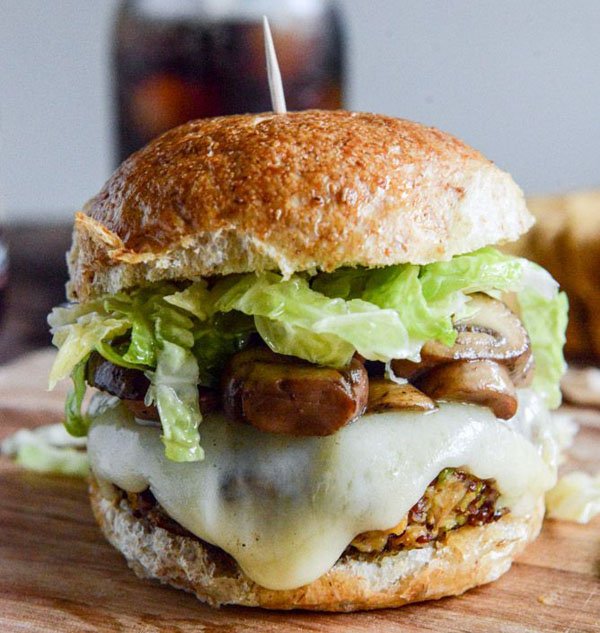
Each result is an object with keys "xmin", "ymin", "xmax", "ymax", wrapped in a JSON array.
[{"xmin": 1, "ymin": 0, "xmax": 599, "ymax": 221}]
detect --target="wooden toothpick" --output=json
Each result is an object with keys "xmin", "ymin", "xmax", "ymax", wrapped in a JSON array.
[{"xmin": 263, "ymin": 16, "xmax": 287, "ymax": 114}]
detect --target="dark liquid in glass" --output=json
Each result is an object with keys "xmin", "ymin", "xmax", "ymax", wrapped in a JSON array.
[{"xmin": 113, "ymin": 1, "xmax": 345, "ymax": 163}]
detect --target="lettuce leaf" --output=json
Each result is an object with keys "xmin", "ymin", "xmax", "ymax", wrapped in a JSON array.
[
  {"xmin": 49, "ymin": 314, "xmax": 131, "ymax": 389},
  {"xmin": 362, "ymin": 265, "xmax": 457, "ymax": 347},
  {"xmin": 210, "ymin": 273, "xmax": 416, "ymax": 364},
  {"xmin": 64, "ymin": 360, "xmax": 91, "ymax": 437},
  {"xmin": 105, "ymin": 291, "xmax": 163, "ymax": 366},
  {"xmin": 1, "ymin": 423, "xmax": 89, "ymax": 478},
  {"xmin": 146, "ymin": 305, "xmax": 204, "ymax": 462},
  {"xmin": 311, "ymin": 249, "xmax": 567, "ymax": 408},
  {"xmin": 49, "ymin": 286, "xmax": 207, "ymax": 462},
  {"xmin": 311, "ymin": 268, "xmax": 370, "ymax": 300},
  {"xmin": 518, "ymin": 289, "xmax": 568, "ymax": 409},
  {"xmin": 255, "ymin": 317, "xmax": 355, "ymax": 367},
  {"xmin": 419, "ymin": 247, "xmax": 523, "ymax": 302},
  {"xmin": 95, "ymin": 340, "xmax": 146, "ymax": 370},
  {"xmin": 164, "ymin": 280, "xmax": 211, "ymax": 321},
  {"xmin": 192, "ymin": 312, "xmax": 255, "ymax": 387},
  {"xmin": 312, "ymin": 249, "xmax": 520, "ymax": 355}
]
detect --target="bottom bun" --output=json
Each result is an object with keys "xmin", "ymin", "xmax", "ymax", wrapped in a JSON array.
[{"xmin": 90, "ymin": 473, "xmax": 544, "ymax": 612}]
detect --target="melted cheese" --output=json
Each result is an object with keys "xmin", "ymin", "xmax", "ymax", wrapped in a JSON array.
[{"xmin": 87, "ymin": 390, "xmax": 558, "ymax": 590}]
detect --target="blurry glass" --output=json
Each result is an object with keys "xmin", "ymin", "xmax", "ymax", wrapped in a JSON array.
[
  {"xmin": 0, "ymin": 198, "xmax": 8, "ymax": 326},
  {"xmin": 113, "ymin": 0, "xmax": 345, "ymax": 163},
  {"xmin": 0, "ymin": 242, "xmax": 7, "ymax": 326}
]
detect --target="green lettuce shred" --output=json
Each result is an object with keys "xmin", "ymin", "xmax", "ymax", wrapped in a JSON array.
[
  {"xmin": 146, "ymin": 304, "xmax": 204, "ymax": 462},
  {"xmin": 311, "ymin": 247, "xmax": 529, "ymax": 355},
  {"xmin": 192, "ymin": 312, "xmax": 255, "ymax": 387},
  {"xmin": 518, "ymin": 289, "xmax": 568, "ymax": 409},
  {"xmin": 210, "ymin": 273, "xmax": 416, "ymax": 365},
  {"xmin": 49, "ymin": 314, "xmax": 131, "ymax": 389},
  {"xmin": 49, "ymin": 284, "xmax": 206, "ymax": 462},
  {"xmin": 418, "ymin": 247, "xmax": 524, "ymax": 302},
  {"xmin": 64, "ymin": 361, "xmax": 91, "ymax": 437},
  {"xmin": 1, "ymin": 423, "xmax": 88, "ymax": 478}
]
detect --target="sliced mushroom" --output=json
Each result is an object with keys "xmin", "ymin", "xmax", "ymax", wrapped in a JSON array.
[
  {"xmin": 86, "ymin": 352, "xmax": 219, "ymax": 418},
  {"xmin": 86, "ymin": 352, "xmax": 150, "ymax": 400},
  {"xmin": 222, "ymin": 347, "xmax": 368, "ymax": 436},
  {"xmin": 414, "ymin": 360, "xmax": 518, "ymax": 420},
  {"xmin": 122, "ymin": 387, "xmax": 220, "ymax": 421},
  {"xmin": 392, "ymin": 294, "xmax": 533, "ymax": 386},
  {"xmin": 122, "ymin": 400, "xmax": 159, "ymax": 422},
  {"xmin": 367, "ymin": 378, "xmax": 436, "ymax": 413}
]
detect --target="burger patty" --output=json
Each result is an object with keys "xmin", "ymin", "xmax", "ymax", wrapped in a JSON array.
[
  {"xmin": 115, "ymin": 468, "xmax": 505, "ymax": 556},
  {"xmin": 349, "ymin": 467, "xmax": 506, "ymax": 554}
]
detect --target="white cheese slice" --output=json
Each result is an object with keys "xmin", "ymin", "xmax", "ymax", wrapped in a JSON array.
[{"xmin": 87, "ymin": 390, "xmax": 558, "ymax": 591}]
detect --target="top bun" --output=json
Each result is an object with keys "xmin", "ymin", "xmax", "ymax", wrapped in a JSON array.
[{"xmin": 68, "ymin": 110, "xmax": 532, "ymax": 301}]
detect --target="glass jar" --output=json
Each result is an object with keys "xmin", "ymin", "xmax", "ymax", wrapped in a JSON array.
[{"xmin": 113, "ymin": 0, "xmax": 345, "ymax": 163}]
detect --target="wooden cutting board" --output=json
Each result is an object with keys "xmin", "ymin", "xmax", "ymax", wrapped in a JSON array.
[{"xmin": 0, "ymin": 351, "xmax": 599, "ymax": 632}]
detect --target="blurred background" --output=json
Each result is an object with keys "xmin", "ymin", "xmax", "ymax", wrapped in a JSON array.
[{"xmin": 1, "ymin": 0, "xmax": 599, "ymax": 362}]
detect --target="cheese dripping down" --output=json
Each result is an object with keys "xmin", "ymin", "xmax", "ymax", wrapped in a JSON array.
[{"xmin": 87, "ymin": 390, "xmax": 558, "ymax": 590}]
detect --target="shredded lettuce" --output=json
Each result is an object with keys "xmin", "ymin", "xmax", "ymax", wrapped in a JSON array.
[
  {"xmin": 105, "ymin": 290, "xmax": 165, "ymax": 367},
  {"xmin": 192, "ymin": 312, "xmax": 255, "ymax": 387},
  {"xmin": 48, "ymin": 247, "xmax": 569, "ymax": 464},
  {"xmin": 146, "ymin": 305, "xmax": 204, "ymax": 462},
  {"xmin": 164, "ymin": 280, "xmax": 211, "ymax": 321},
  {"xmin": 49, "ymin": 314, "xmax": 131, "ymax": 389},
  {"xmin": 362, "ymin": 265, "xmax": 457, "ymax": 347},
  {"xmin": 2, "ymin": 423, "xmax": 88, "ymax": 478},
  {"xmin": 519, "ymin": 289, "xmax": 568, "ymax": 409},
  {"xmin": 64, "ymin": 361, "xmax": 91, "ymax": 437},
  {"xmin": 419, "ymin": 247, "xmax": 524, "ymax": 302},
  {"xmin": 95, "ymin": 340, "xmax": 145, "ymax": 370},
  {"xmin": 255, "ymin": 318, "xmax": 355, "ymax": 368},
  {"xmin": 49, "ymin": 285, "xmax": 208, "ymax": 462},
  {"xmin": 312, "ymin": 248, "xmax": 527, "ymax": 355},
  {"xmin": 210, "ymin": 273, "xmax": 417, "ymax": 364},
  {"xmin": 311, "ymin": 248, "xmax": 568, "ymax": 408}
]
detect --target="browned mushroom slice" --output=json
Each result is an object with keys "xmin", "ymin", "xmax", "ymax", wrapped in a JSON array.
[
  {"xmin": 367, "ymin": 378, "xmax": 436, "ymax": 413},
  {"xmin": 222, "ymin": 347, "xmax": 368, "ymax": 436},
  {"xmin": 123, "ymin": 400, "xmax": 160, "ymax": 422},
  {"xmin": 414, "ymin": 360, "xmax": 518, "ymax": 420},
  {"xmin": 86, "ymin": 352, "xmax": 150, "ymax": 400},
  {"xmin": 392, "ymin": 294, "xmax": 533, "ymax": 386},
  {"xmin": 87, "ymin": 352, "xmax": 219, "ymax": 419},
  {"xmin": 123, "ymin": 387, "xmax": 220, "ymax": 421}
]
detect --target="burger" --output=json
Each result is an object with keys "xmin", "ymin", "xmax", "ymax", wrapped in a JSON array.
[{"xmin": 48, "ymin": 110, "xmax": 568, "ymax": 611}]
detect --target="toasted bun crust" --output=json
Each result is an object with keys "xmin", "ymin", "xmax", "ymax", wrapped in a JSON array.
[
  {"xmin": 68, "ymin": 110, "xmax": 532, "ymax": 301},
  {"xmin": 90, "ymin": 474, "xmax": 544, "ymax": 612}
]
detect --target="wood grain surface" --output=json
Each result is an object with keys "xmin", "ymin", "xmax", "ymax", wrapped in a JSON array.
[{"xmin": 0, "ymin": 351, "xmax": 599, "ymax": 632}]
